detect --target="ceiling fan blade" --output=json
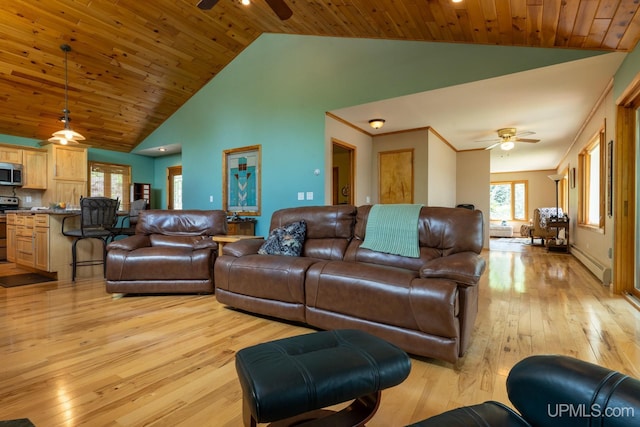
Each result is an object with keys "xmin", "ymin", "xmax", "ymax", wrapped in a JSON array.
[
  {"xmin": 515, "ymin": 130, "xmax": 536, "ymax": 137},
  {"xmin": 515, "ymin": 138, "xmax": 540, "ymax": 143},
  {"xmin": 485, "ymin": 142, "xmax": 500, "ymax": 150},
  {"xmin": 197, "ymin": 0, "xmax": 219, "ymax": 10},
  {"xmin": 265, "ymin": 0, "xmax": 293, "ymax": 20}
]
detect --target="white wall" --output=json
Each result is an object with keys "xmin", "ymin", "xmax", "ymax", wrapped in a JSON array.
[
  {"xmin": 556, "ymin": 88, "xmax": 614, "ymax": 273},
  {"xmin": 427, "ymin": 129, "xmax": 457, "ymax": 207},
  {"xmin": 457, "ymin": 150, "xmax": 490, "ymax": 247}
]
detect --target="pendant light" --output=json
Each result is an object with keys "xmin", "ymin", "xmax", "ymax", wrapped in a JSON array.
[{"xmin": 48, "ymin": 44, "xmax": 85, "ymax": 145}]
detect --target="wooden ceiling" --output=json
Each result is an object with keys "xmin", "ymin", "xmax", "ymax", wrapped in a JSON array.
[{"xmin": 1, "ymin": 0, "xmax": 640, "ymax": 153}]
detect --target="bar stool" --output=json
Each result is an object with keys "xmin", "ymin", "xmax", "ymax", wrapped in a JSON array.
[{"xmin": 62, "ymin": 196, "xmax": 119, "ymax": 281}]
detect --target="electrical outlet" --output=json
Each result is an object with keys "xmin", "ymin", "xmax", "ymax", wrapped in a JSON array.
[
  {"xmin": 306, "ymin": 192, "xmax": 313, "ymax": 200},
  {"xmin": 297, "ymin": 192, "xmax": 304, "ymax": 201}
]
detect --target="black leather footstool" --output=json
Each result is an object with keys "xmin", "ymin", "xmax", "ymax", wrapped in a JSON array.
[{"xmin": 235, "ymin": 329, "xmax": 412, "ymax": 426}]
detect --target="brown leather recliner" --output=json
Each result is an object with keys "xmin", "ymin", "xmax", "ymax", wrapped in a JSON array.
[
  {"xmin": 215, "ymin": 205, "xmax": 486, "ymax": 364},
  {"xmin": 106, "ymin": 209, "xmax": 227, "ymax": 294}
]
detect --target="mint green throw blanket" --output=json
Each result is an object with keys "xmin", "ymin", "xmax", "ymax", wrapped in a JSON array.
[{"xmin": 361, "ymin": 204, "xmax": 422, "ymax": 258}]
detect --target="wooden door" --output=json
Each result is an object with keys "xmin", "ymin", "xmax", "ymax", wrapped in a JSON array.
[
  {"xmin": 331, "ymin": 139, "xmax": 355, "ymax": 205},
  {"xmin": 167, "ymin": 166, "xmax": 182, "ymax": 209}
]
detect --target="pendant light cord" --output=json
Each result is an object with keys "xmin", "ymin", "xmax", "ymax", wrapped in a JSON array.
[{"xmin": 61, "ymin": 44, "xmax": 71, "ymax": 129}]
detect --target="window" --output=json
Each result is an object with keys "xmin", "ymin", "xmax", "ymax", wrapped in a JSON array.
[
  {"xmin": 89, "ymin": 161, "xmax": 131, "ymax": 211},
  {"xmin": 578, "ymin": 128, "xmax": 605, "ymax": 229},
  {"xmin": 490, "ymin": 181, "xmax": 528, "ymax": 221}
]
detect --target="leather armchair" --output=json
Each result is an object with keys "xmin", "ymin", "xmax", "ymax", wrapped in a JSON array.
[
  {"xmin": 106, "ymin": 209, "xmax": 227, "ymax": 294},
  {"xmin": 408, "ymin": 354, "xmax": 640, "ymax": 426}
]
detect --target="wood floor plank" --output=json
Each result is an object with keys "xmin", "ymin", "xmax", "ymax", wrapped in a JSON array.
[{"xmin": 0, "ymin": 240, "xmax": 639, "ymax": 426}]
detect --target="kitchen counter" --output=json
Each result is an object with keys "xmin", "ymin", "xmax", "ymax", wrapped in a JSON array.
[
  {"xmin": 12, "ymin": 209, "xmax": 81, "ymax": 215},
  {"xmin": 6, "ymin": 210, "xmax": 105, "ymax": 281}
]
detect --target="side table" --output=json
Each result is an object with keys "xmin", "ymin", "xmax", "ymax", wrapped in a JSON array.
[
  {"xmin": 546, "ymin": 219, "xmax": 570, "ymax": 253},
  {"xmin": 212, "ymin": 235, "xmax": 263, "ymax": 256}
]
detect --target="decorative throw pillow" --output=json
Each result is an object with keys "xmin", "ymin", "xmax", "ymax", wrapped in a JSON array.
[{"xmin": 258, "ymin": 220, "xmax": 307, "ymax": 256}]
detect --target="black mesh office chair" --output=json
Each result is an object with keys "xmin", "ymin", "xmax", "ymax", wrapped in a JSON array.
[
  {"xmin": 62, "ymin": 197, "xmax": 120, "ymax": 281},
  {"xmin": 109, "ymin": 198, "xmax": 147, "ymax": 240}
]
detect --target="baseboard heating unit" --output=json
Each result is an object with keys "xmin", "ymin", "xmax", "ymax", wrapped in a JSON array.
[{"xmin": 570, "ymin": 245, "xmax": 612, "ymax": 286}]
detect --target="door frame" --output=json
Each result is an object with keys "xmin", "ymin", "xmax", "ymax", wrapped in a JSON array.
[
  {"xmin": 167, "ymin": 165, "xmax": 182, "ymax": 210},
  {"xmin": 331, "ymin": 138, "xmax": 355, "ymax": 205},
  {"xmin": 615, "ymin": 77, "xmax": 638, "ymax": 300}
]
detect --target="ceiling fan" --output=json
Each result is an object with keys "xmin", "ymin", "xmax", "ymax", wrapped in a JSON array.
[
  {"xmin": 197, "ymin": 0, "xmax": 293, "ymax": 20},
  {"xmin": 477, "ymin": 128, "xmax": 540, "ymax": 151}
]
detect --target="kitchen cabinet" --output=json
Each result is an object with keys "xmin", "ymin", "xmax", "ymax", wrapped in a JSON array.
[
  {"xmin": 15, "ymin": 214, "xmax": 35, "ymax": 267},
  {"xmin": 44, "ymin": 143, "xmax": 87, "ymax": 206},
  {"xmin": 14, "ymin": 214, "xmax": 50, "ymax": 269},
  {"xmin": 22, "ymin": 149, "xmax": 48, "ymax": 189},
  {"xmin": 8, "ymin": 212, "xmax": 103, "ymax": 281},
  {"xmin": 0, "ymin": 146, "xmax": 23, "ymax": 164},
  {"xmin": 51, "ymin": 144, "xmax": 87, "ymax": 181}
]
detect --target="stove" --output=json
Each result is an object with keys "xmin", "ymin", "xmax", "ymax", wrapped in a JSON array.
[{"xmin": 0, "ymin": 196, "xmax": 19, "ymax": 213}]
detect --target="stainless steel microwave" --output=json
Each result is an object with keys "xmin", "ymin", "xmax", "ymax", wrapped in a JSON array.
[{"xmin": 0, "ymin": 162, "xmax": 23, "ymax": 186}]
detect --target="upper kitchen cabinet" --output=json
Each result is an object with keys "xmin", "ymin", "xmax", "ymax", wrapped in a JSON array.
[
  {"xmin": 48, "ymin": 144, "xmax": 87, "ymax": 181},
  {"xmin": 43, "ymin": 143, "xmax": 88, "ymax": 205},
  {"xmin": 0, "ymin": 145, "xmax": 23, "ymax": 164},
  {"xmin": 22, "ymin": 149, "xmax": 48, "ymax": 190}
]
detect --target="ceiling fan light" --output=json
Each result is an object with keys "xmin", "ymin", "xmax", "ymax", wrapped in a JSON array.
[
  {"xmin": 369, "ymin": 119, "xmax": 385, "ymax": 129},
  {"xmin": 241, "ymin": 0, "xmax": 250, "ymax": 5},
  {"xmin": 500, "ymin": 141, "xmax": 515, "ymax": 151}
]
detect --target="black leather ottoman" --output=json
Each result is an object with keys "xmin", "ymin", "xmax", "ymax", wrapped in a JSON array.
[
  {"xmin": 406, "ymin": 402, "xmax": 530, "ymax": 427},
  {"xmin": 235, "ymin": 329, "xmax": 412, "ymax": 426}
]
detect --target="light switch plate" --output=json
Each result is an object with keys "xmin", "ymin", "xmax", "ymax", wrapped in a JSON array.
[
  {"xmin": 297, "ymin": 192, "xmax": 305, "ymax": 200},
  {"xmin": 306, "ymin": 192, "xmax": 313, "ymax": 200}
]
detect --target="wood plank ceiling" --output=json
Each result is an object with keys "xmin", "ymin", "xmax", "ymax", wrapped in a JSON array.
[{"xmin": 1, "ymin": 0, "xmax": 639, "ymax": 153}]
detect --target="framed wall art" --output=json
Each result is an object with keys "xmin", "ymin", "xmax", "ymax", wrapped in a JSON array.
[
  {"xmin": 223, "ymin": 144, "xmax": 261, "ymax": 216},
  {"xmin": 378, "ymin": 148, "xmax": 414, "ymax": 204}
]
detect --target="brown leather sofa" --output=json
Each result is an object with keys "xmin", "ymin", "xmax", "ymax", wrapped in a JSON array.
[
  {"xmin": 106, "ymin": 209, "xmax": 227, "ymax": 294},
  {"xmin": 215, "ymin": 205, "xmax": 485, "ymax": 363}
]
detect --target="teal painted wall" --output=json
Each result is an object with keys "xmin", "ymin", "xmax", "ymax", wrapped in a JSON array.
[
  {"xmin": 138, "ymin": 34, "xmax": 605, "ymax": 235},
  {"xmin": 0, "ymin": 135, "xmax": 41, "ymax": 148}
]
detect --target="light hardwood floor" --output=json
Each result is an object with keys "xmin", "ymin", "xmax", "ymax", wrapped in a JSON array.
[{"xmin": 1, "ymin": 241, "xmax": 639, "ymax": 426}]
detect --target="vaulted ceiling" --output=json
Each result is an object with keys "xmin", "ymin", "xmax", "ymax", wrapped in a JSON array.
[{"xmin": 1, "ymin": 1, "xmax": 639, "ymax": 153}]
